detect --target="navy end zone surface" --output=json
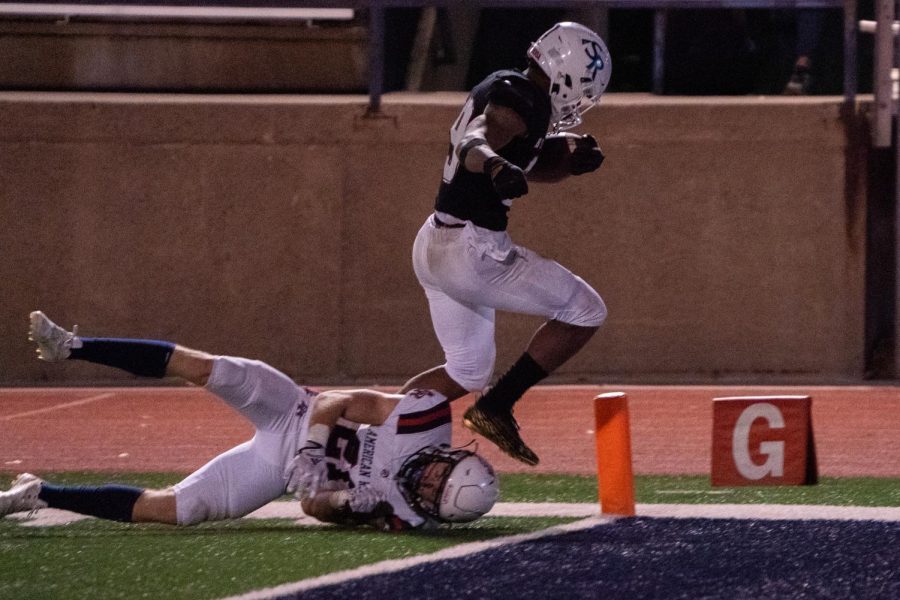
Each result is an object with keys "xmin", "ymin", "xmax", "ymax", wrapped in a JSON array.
[{"xmin": 292, "ymin": 517, "xmax": 900, "ymax": 599}]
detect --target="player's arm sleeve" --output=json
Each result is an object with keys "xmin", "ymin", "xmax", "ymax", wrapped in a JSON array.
[
  {"xmin": 457, "ymin": 79, "xmax": 530, "ymax": 174},
  {"xmin": 313, "ymin": 389, "xmax": 399, "ymax": 428},
  {"xmin": 301, "ymin": 493, "xmax": 409, "ymax": 531}
]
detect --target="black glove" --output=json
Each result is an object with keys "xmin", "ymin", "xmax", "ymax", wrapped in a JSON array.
[
  {"xmin": 484, "ymin": 156, "xmax": 528, "ymax": 198},
  {"xmin": 570, "ymin": 135, "xmax": 605, "ymax": 176}
]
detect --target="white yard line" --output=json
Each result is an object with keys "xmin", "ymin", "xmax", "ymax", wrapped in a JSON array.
[
  {"xmin": 0, "ymin": 393, "xmax": 115, "ymax": 421},
  {"xmin": 219, "ymin": 516, "xmax": 614, "ymax": 600}
]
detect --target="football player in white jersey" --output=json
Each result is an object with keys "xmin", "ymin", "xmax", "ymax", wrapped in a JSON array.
[
  {"xmin": 402, "ymin": 22, "xmax": 612, "ymax": 466},
  {"xmin": 0, "ymin": 311, "xmax": 498, "ymax": 531}
]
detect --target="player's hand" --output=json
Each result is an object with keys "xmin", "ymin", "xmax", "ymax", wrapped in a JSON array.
[
  {"xmin": 570, "ymin": 135, "xmax": 605, "ymax": 175},
  {"xmin": 484, "ymin": 156, "xmax": 528, "ymax": 198},
  {"xmin": 284, "ymin": 442, "xmax": 327, "ymax": 500},
  {"xmin": 334, "ymin": 486, "xmax": 387, "ymax": 513}
]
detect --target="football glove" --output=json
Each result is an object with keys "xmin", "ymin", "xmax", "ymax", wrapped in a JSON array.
[
  {"xmin": 570, "ymin": 135, "xmax": 605, "ymax": 176},
  {"xmin": 284, "ymin": 442, "xmax": 327, "ymax": 500},
  {"xmin": 484, "ymin": 156, "xmax": 528, "ymax": 199},
  {"xmin": 333, "ymin": 486, "xmax": 387, "ymax": 514}
]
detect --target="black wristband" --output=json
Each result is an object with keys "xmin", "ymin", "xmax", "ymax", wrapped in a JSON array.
[{"xmin": 458, "ymin": 138, "xmax": 489, "ymax": 165}]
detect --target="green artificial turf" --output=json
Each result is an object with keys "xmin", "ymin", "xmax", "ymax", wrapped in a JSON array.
[
  {"xmin": 499, "ymin": 473, "xmax": 900, "ymax": 506},
  {"xmin": 6, "ymin": 471, "xmax": 899, "ymax": 506},
  {"xmin": 2, "ymin": 472, "xmax": 897, "ymax": 600},
  {"xmin": 0, "ymin": 516, "xmax": 572, "ymax": 600}
]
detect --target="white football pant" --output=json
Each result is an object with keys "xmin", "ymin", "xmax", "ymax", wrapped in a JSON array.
[
  {"xmin": 173, "ymin": 356, "xmax": 313, "ymax": 525},
  {"xmin": 412, "ymin": 215, "xmax": 606, "ymax": 392}
]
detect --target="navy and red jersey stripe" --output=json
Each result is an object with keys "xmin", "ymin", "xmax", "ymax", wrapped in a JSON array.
[{"xmin": 397, "ymin": 400, "xmax": 451, "ymax": 434}]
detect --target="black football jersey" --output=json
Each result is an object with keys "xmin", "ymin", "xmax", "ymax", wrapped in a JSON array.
[{"xmin": 434, "ymin": 70, "xmax": 551, "ymax": 231}]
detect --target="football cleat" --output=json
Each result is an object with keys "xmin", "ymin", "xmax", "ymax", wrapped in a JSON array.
[
  {"xmin": 463, "ymin": 404, "xmax": 539, "ymax": 466},
  {"xmin": 28, "ymin": 311, "xmax": 79, "ymax": 362},
  {"xmin": 0, "ymin": 473, "xmax": 46, "ymax": 518}
]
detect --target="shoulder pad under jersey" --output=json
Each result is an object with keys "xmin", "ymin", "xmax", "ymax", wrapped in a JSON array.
[{"xmin": 487, "ymin": 75, "xmax": 538, "ymax": 122}]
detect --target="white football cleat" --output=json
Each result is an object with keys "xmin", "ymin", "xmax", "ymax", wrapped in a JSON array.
[
  {"xmin": 28, "ymin": 311, "xmax": 80, "ymax": 362},
  {"xmin": 0, "ymin": 473, "xmax": 47, "ymax": 518}
]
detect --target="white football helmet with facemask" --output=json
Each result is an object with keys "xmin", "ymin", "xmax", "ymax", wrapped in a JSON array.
[
  {"xmin": 397, "ymin": 445, "xmax": 499, "ymax": 524},
  {"xmin": 527, "ymin": 22, "xmax": 612, "ymax": 132}
]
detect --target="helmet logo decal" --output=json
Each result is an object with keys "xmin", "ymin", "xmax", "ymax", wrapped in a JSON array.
[{"xmin": 584, "ymin": 40, "xmax": 606, "ymax": 81}]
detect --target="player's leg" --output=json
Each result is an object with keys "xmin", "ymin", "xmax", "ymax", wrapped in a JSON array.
[
  {"xmin": 399, "ymin": 365, "xmax": 469, "ymax": 400},
  {"xmin": 399, "ymin": 285, "xmax": 496, "ymax": 401},
  {"xmin": 525, "ymin": 320, "xmax": 600, "ymax": 373},
  {"xmin": 460, "ymin": 246, "xmax": 607, "ymax": 465},
  {"xmin": 132, "ymin": 489, "xmax": 177, "ymax": 523},
  {"xmin": 403, "ymin": 219, "xmax": 494, "ymax": 401},
  {"xmin": 28, "ymin": 310, "xmax": 201, "ymax": 382},
  {"xmin": 171, "ymin": 440, "xmax": 287, "ymax": 525},
  {"xmin": 2, "ymin": 451, "xmax": 283, "ymax": 526},
  {"xmin": 0, "ymin": 472, "xmax": 174, "ymax": 523},
  {"xmin": 171, "ymin": 358, "xmax": 310, "ymax": 522},
  {"xmin": 28, "ymin": 311, "xmax": 309, "ymax": 430},
  {"xmin": 204, "ymin": 356, "xmax": 310, "ymax": 432}
]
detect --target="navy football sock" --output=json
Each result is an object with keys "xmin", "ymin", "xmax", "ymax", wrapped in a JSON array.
[
  {"xmin": 478, "ymin": 352, "xmax": 548, "ymax": 412},
  {"xmin": 69, "ymin": 338, "xmax": 175, "ymax": 378},
  {"xmin": 38, "ymin": 483, "xmax": 144, "ymax": 522}
]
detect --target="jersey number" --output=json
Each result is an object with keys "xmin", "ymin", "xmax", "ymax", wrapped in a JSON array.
[
  {"xmin": 326, "ymin": 424, "xmax": 360, "ymax": 485},
  {"xmin": 442, "ymin": 97, "xmax": 476, "ymax": 184}
]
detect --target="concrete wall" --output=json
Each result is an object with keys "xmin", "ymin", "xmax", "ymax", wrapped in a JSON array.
[
  {"xmin": 0, "ymin": 92, "xmax": 869, "ymax": 385},
  {"xmin": 0, "ymin": 21, "xmax": 368, "ymax": 92}
]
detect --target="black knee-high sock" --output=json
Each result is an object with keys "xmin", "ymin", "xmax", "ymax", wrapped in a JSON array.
[
  {"xmin": 478, "ymin": 352, "xmax": 548, "ymax": 412},
  {"xmin": 69, "ymin": 338, "xmax": 175, "ymax": 378},
  {"xmin": 38, "ymin": 483, "xmax": 144, "ymax": 522}
]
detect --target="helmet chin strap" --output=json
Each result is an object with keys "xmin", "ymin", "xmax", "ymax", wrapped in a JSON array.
[{"xmin": 457, "ymin": 439, "xmax": 479, "ymax": 452}]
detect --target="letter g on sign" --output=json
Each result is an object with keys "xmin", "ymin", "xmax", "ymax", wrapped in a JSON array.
[{"xmin": 731, "ymin": 403, "xmax": 785, "ymax": 480}]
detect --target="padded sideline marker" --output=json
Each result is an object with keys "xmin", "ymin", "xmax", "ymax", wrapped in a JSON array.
[
  {"xmin": 594, "ymin": 392, "xmax": 636, "ymax": 516},
  {"xmin": 711, "ymin": 395, "xmax": 818, "ymax": 487}
]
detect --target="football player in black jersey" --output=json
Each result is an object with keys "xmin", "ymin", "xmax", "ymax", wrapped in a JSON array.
[{"xmin": 401, "ymin": 23, "xmax": 612, "ymax": 466}]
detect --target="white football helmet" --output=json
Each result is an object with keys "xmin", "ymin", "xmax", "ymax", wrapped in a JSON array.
[
  {"xmin": 397, "ymin": 445, "xmax": 499, "ymax": 524},
  {"xmin": 527, "ymin": 22, "xmax": 612, "ymax": 132}
]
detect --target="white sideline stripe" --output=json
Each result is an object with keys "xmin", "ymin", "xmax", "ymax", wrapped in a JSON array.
[
  {"xmin": 639, "ymin": 503, "xmax": 900, "ymax": 521},
  {"xmin": 0, "ymin": 392, "xmax": 115, "ymax": 421},
  {"xmin": 243, "ymin": 501, "xmax": 900, "ymax": 521},
  {"xmin": 8, "ymin": 501, "xmax": 602, "ymax": 528},
  {"xmin": 218, "ymin": 516, "xmax": 614, "ymax": 600},
  {"xmin": 11, "ymin": 501, "xmax": 900, "ymax": 529}
]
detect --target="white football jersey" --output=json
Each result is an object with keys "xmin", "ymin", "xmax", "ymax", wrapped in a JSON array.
[{"xmin": 322, "ymin": 389, "xmax": 451, "ymax": 528}]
